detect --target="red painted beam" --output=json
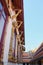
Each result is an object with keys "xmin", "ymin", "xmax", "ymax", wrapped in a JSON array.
[
  {"xmin": 0, "ymin": 0, "xmax": 10, "ymax": 16},
  {"xmin": 34, "ymin": 51, "xmax": 43, "ymax": 59}
]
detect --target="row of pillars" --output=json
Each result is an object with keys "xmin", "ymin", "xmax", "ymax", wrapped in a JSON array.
[
  {"xmin": 6, "ymin": 0, "xmax": 24, "ymax": 63},
  {"xmin": 0, "ymin": 0, "xmax": 24, "ymax": 63}
]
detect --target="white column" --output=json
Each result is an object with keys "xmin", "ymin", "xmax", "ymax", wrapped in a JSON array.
[
  {"xmin": 25, "ymin": 63, "xmax": 27, "ymax": 65},
  {"xmin": 12, "ymin": 32, "xmax": 16, "ymax": 54},
  {"xmin": 3, "ymin": 18, "xmax": 12, "ymax": 64},
  {"xmin": 15, "ymin": 38, "xmax": 18, "ymax": 60}
]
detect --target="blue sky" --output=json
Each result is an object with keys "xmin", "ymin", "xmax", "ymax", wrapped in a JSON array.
[{"xmin": 24, "ymin": 0, "xmax": 43, "ymax": 51}]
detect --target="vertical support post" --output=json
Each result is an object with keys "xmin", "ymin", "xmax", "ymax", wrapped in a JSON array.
[{"xmin": 0, "ymin": 15, "xmax": 8, "ymax": 62}]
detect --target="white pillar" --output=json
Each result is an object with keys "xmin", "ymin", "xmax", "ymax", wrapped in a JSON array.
[
  {"xmin": 3, "ymin": 18, "xmax": 12, "ymax": 64},
  {"xmin": 12, "ymin": 32, "xmax": 16, "ymax": 54},
  {"xmin": 15, "ymin": 38, "xmax": 18, "ymax": 60}
]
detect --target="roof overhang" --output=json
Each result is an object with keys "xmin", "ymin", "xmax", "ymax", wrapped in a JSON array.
[{"xmin": 12, "ymin": 0, "xmax": 25, "ymax": 45}]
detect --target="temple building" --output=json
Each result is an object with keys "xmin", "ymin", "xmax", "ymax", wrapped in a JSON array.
[
  {"xmin": 0, "ymin": 0, "xmax": 43, "ymax": 65},
  {"xmin": 0, "ymin": 0, "xmax": 25, "ymax": 64},
  {"xmin": 22, "ymin": 43, "xmax": 43, "ymax": 65}
]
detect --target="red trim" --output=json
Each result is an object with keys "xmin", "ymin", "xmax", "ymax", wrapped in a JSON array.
[{"xmin": 0, "ymin": 0, "xmax": 10, "ymax": 15}]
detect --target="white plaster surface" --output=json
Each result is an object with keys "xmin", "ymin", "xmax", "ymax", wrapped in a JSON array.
[
  {"xmin": 4, "ymin": 62, "xmax": 23, "ymax": 65},
  {"xmin": 3, "ymin": 18, "xmax": 12, "ymax": 63}
]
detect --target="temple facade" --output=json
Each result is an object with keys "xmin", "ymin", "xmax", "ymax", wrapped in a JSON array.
[{"xmin": 0, "ymin": 0, "xmax": 25, "ymax": 64}]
